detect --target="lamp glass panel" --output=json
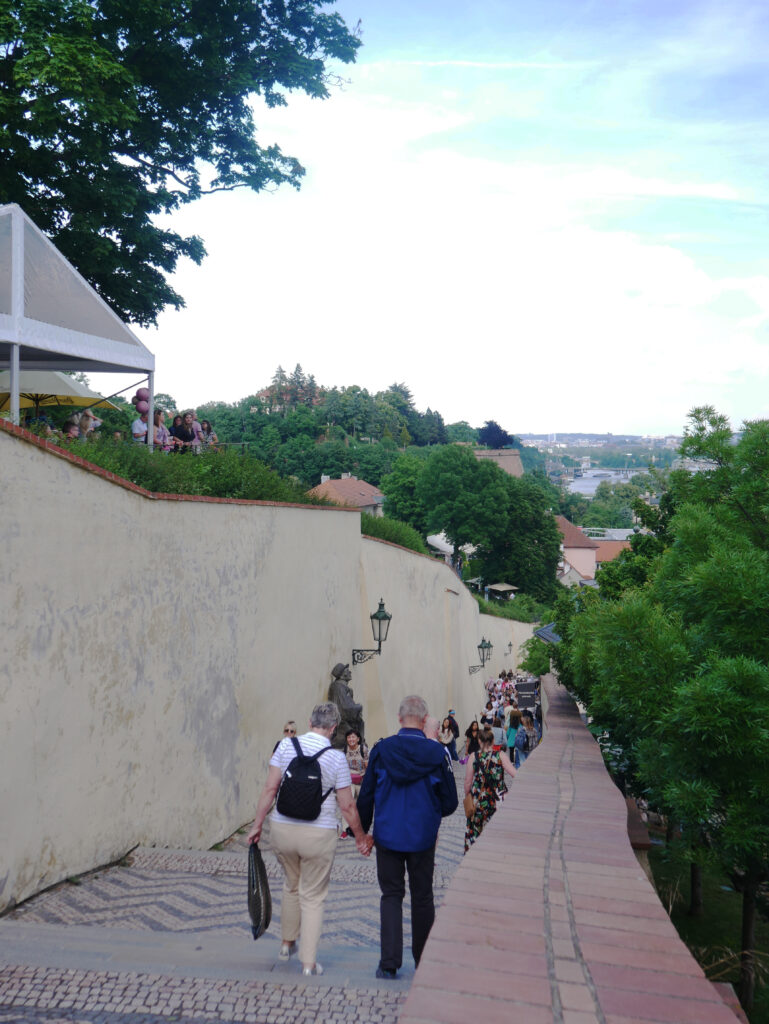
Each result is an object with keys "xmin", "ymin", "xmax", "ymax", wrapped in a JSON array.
[{"xmin": 370, "ymin": 600, "xmax": 391, "ymax": 644}]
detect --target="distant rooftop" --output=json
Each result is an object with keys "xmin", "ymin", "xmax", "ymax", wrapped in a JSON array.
[
  {"xmin": 555, "ymin": 515, "xmax": 599, "ymax": 550},
  {"xmin": 307, "ymin": 475, "xmax": 383, "ymax": 509}
]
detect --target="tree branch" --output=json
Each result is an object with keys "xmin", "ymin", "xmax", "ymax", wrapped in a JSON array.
[{"xmin": 126, "ymin": 153, "xmax": 195, "ymax": 191}]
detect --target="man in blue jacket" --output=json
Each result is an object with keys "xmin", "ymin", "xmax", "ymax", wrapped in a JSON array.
[{"xmin": 357, "ymin": 694, "xmax": 459, "ymax": 979}]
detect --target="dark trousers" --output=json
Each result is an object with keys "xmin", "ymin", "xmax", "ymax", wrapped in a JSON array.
[
  {"xmin": 447, "ymin": 737, "xmax": 458, "ymax": 761},
  {"xmin": 376, "ymin": 843, "xmax": 436, "ymax": 971}
]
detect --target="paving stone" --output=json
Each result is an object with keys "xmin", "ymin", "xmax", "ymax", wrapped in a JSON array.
[{"xmin": 1, "ymin": 767, "xmax": 468, "ymax": 1024}]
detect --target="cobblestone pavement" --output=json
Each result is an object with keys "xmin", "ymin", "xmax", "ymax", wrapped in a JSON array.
[
  {"xmin": 1, "ymin": 764, "xmax": 467, "ymax": 1024},
  {"xmin": 0, "ymin": 967, "xmax": 405, "ymax": 1024}
]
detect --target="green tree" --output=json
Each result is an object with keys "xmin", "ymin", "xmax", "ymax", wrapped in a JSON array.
[
  {"xmin": 561, "ymin": 409, "xmax": 769, "ymax": 1011},
  {"xmin": 304, "ymin": 374, "xmax": 319, "ymax": 407},
  {"xmin": 380, "ymin": 454, "xmax": 429, "ymax": 535},
  {"xmin": 653, "ymin": 656, "xmax": 769, "ymax": 1009},
  {"xmin": 416, "ymin": 445, "xmax": 507, "ymax": 557},
  {"xmin": 379, "ymin": 382, "xmax": 414, "ymax": 419},
  {"xmin": 269, "ymin": 366, "xmax": 289, "ymax": 413},
  {"xmin": 478, "ymin": 419, "xmax": 512, "ymax": 448},
  {"xmin": 287, "ymin": 364, "xmax": 306, "ymax": 409},
  {"xmin": 274, "ymin": 435, "xmax": 317, "ymax": 483},
  {"xmin": 0, "ymin": 0, "xmax": 360, "ymax": 324},
  {"xmin": 153, "ymin": 392, "xmax": 178, "ymax": 415},
  {"xmin": 350, "ymin": 441, "xmax": 397, "ymax": 488},
  {"xmin": 475, "ymin": 475, "xmax": 561, "ymax": 601},
  {"xmin": 314, "ymin": 440, "xmax": 350, "ymax": 482},
  {"xmin": 446, "ymin": 421, "xmax": 478, "ymax": 443},
  {"xmin": 518, "ymin": 636, "xmax": 551, "ymax": 676},
  {"xmin": 256, "ymin": 423, "xmax": 281, "ymax": 462}
]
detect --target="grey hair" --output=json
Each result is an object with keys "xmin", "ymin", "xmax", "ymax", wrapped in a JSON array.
[
  {"xmin": 310, "ymin": 702, "xmax": 341, "ymax": 729},
  {"xmin": 398, "ymin": 695, "xmax": 428, "ymax": 721}
]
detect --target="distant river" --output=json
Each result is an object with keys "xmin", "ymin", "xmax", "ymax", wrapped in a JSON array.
[{"xmin": 567, "ymin": 470, "xmax": 632, "ymax": 496}]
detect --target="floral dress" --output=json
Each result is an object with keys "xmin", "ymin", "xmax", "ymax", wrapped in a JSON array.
[{"xmin": 464, "ymin": 750, "xmax": 505, "ymax": 853}]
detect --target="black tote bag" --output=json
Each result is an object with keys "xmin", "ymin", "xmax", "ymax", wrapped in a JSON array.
[{"xmin": 247, "ymin": 841, "xmax": 272, "ymax": 940}]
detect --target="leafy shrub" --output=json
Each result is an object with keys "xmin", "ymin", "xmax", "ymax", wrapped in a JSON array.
[
  {"xmin": 474, "ymin": 593, "xmax": 550, "ymax": 623},
  {"xmin": 70, "ymin": 438, "xmax": 323, "ymax": 504},
  {"xmin": 360, "ymin": 513, "xmax": 428, "ymax": 555}
]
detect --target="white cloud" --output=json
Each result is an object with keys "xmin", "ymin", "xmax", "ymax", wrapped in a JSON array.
[{"xmin": 88, "ymin": 32, "xmax": 769, "ymax": 436}]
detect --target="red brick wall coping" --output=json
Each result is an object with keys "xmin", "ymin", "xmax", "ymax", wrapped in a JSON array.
[
  {"xmin": 400, "ymin": 674, "xmax": 740, "ymax": 1024},
  {"xmin": 0, "ymin": 417, "xmax": 360, "ymax": 511},
  {"xmin": 1, "ymin": 419, "xmax": 465, "ymax": 566}
]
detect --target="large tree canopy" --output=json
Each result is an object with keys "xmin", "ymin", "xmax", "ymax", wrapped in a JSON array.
[
  {"xmin": 0, "ymin": 0, "xmax": 360, "ymax": 323},
  {"xmin": 475, "ymin": 473, "xmax": 561, "ymax": 602},
  {"xmin": 415, "ymin": 444, "xmax": 509, "ymax": 556}
]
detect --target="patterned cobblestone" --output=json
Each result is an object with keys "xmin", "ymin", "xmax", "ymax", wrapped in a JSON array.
[{"xmin": 1, "ymin": 765, "xmax": 468, "ymax": 1023}]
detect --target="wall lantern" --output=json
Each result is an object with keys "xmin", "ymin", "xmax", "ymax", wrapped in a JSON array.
[
  {"xmin": 469, "ymin": 636, "xmax": 493, "ymax": 675},
  {"xmin": 352, "ymin": 598, "xmax": 392, "ymax": 665}
]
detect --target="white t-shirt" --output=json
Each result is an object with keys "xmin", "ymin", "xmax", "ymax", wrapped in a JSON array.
[
  {"xmin": 269, "ymin": 731, "xmax": 351, "ymax": 830},
  {"xmin": 131, "ymin": 417, "xmax": 148, "ymax": 442}
]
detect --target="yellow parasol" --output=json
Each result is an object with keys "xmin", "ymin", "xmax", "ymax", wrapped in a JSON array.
[{"xmin": 0, "ymin": 370, "xmax": 118, "ymax": 416}]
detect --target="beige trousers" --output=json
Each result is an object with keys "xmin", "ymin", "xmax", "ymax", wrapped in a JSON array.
[{"xmin": 270, "ymin": 820, "xmax": 338, "ymax": 966}]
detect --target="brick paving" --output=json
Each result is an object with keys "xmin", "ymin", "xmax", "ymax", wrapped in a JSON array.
[{"xmin": 399, "ymin": 676, "xmax": 741, "ymax": 1024}]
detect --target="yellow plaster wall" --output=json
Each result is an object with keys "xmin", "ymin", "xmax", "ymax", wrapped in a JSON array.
[{"xmin": 0, "ymin": 429, "xmax": 533, "ymax": 912}]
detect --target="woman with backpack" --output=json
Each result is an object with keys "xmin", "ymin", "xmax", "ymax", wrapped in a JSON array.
[
  {"xmin": 463, "ymin": 726, "xmax": 516, "ymax": 853},
  {"xmin": 247, "ymin": 702, "xmax": 373, "ymax": 976}
]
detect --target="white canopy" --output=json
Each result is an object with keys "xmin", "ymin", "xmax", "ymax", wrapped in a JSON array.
[{"xmin": 0, "ymin": 203, "xmax": 155, "ymax": 430}]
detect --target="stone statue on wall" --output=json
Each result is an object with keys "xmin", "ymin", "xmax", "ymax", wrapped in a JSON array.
[{"xmin": 328, "ymin": 662, "xmax": 364, "ymax": 749}]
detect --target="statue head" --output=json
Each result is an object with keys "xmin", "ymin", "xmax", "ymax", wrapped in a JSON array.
[{"xmin": 331, "ymin": 662, "xmax": 352, "ymax": 682}]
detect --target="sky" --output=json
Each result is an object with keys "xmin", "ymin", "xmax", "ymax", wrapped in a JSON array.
[{"xmin": 89, "ymin": 0, "xmax": 769, "ymax": 436}]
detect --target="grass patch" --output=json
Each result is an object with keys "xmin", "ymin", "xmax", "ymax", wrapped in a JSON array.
[
  {"xmin": 473, "ymin": 593, "xmax": 550, "ymax": 623},
  {"xmin": 67, "ymin": 437, "xmax": 326, "ymax": 505},
  {"xmin": 649, "ymin": 844, "xmax": 769, "ymax": 1022}
]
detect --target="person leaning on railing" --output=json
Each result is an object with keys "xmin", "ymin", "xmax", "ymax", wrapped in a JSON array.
[{"xmin": 199, "ymin": 419, "xmax": 218, "ymax": 450}]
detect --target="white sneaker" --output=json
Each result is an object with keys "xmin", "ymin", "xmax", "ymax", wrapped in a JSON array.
[
  {"xmin": 279, "ymin": 941, "xmax": 296, "ymax": 960},
  {"xmin": 302, "ymin": 962, "xmax": 323, "ymax": 976}
]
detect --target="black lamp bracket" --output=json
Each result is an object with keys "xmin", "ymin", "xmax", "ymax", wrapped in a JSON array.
[{"xmin": 352, "ymin": 646, "xmax": 381, "ymax": 665}]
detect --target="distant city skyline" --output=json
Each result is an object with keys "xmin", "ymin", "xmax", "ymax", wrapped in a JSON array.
[{"xmin": 89, "ymin": 0, "xmax": 769, "ymax": 437}]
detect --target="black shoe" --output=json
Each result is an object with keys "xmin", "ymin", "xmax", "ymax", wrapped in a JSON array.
[{"xmin": 376, "ymin": 966, "xmax": 397, "ymax": 979}]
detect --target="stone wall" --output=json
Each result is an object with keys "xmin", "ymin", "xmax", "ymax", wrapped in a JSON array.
[{"xmin": 0, "ymin": 424, "xmax": 533, "ymax": 912}]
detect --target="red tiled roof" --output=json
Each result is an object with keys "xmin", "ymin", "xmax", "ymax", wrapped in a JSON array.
[
  {"xmin": 307, "ymin": 477, "xmax": 383, "ymax": 509},
  {"xmin": 595, "ymin": 539, "xmax": 632, "ymax": 563},
  {"xmin": 555, "ymin": 515, "xmax": 599, "ymax": 549}
]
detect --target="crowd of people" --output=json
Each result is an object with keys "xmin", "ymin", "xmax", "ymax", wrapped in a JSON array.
[
  {"xmin": 131, "ymin": 408, "xmax": 218, "ymax": 452},
  {"xmin": 456, "ymin": 670, "xmax": 542, "ymax": 852},
  {"xmin": 23, "ymin": 407, "xmax": 104, "ymax": 443},
  {"xmin": 248, "ymin": 676, "xmax": 543, "ymax": 981},
  {"xmin": 23, "ymin": 406, "xmax": 220, "ymax": 452}
]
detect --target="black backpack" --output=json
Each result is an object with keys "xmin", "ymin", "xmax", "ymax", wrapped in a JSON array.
[{"xmin": 275, "ymin": 736, "xmax": 334, "ymax": 821}]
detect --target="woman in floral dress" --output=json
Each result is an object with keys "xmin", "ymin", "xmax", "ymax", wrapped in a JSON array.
[{"xmin": 463, "ymin": 726, "xmax": 517, "ymax": 852}]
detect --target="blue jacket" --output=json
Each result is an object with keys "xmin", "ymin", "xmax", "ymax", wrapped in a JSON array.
[{"xmin": 357, "ymin": 728, "xmax": 459, "ymax": 852}]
